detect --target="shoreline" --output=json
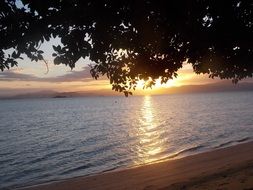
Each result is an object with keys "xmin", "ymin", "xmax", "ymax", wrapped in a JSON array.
[{"xmin": 20, "ymin": 141, "xmax": 253, "ymax": 190}]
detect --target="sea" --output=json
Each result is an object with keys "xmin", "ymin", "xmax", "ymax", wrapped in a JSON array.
[{"xmin": 0, "ymin": 91, "xmax": 253, "ymax": 189}]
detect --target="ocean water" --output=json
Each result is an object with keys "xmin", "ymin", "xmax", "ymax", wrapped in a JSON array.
[{"xmin": 0, "ymin": 91, "xmax": 253, "ymax": 189}]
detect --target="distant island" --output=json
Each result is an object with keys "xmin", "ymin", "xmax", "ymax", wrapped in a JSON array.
[{"xmin": 53, "ymin": 95, "xmax": 67, "ymax": 98}]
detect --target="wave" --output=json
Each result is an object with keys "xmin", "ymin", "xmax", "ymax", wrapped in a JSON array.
[
  {"xmin": 45, "ymin": 148, "xmax": 75, "ymax": 158},
  {"xmin": 60, "ymin": 163, "xmax": 94, "ymax": 175},
  {"xmin": 28, "ymin": 148, "xmax": 75, "ymax": 165},
  {"xmin": 215, "ymin": 137, "xmax": 251, "ymax": 149},
  {"xmin": 166, "ymin": 145, "xmax": 205, "ymax": 159},
  {"xmin": 0, "ymin": 158, "xmax": 14, "ymax": 165}
]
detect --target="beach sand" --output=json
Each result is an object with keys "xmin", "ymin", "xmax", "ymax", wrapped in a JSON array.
[{"xmin": 21, "ymin": 141, "xmax": 253, "ymax": 190}]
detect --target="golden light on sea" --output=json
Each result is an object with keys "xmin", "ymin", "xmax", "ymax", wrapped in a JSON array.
[{"xmin": 135, "ymin": 96, "xmax": 165, "ymax": 164}]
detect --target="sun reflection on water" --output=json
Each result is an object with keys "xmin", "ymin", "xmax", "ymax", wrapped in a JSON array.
[{"xmin": 135, "ymin": 96, "xmax": 165, "ymax": 164}]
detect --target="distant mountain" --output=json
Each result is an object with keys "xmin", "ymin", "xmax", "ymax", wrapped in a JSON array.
[
  {"xmin": 162, "ymin": 81, "xmax": 253, "ymax": 95},
  {"xmin": 0, "ymin": 91, "xmax": 99, "ymax": 99},
  {"xmin": 1, "ymin": 81, "xmax": 253, "ymax": 99},
  {"xmin": 0, "ymin": 90, "xmax": 57, "ymax": 99}
]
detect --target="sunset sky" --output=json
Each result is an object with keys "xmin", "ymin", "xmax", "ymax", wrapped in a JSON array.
[
  {"xmin": 1, "ymin": 1, "xmax": 252, "ymax": 97},
  {"xmin": 0, "ymin": 38, "xmax": 244, "ymax": 97}
]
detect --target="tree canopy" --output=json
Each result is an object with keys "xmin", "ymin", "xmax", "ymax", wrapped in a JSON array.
[{"xmin": 0, "ymin": 0, "xmax": 252, "ymax": 95}]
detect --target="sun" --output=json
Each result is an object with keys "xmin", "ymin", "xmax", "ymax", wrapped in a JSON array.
[{"xmin": 136, "ymin": 77, "xmax": 177, "ymax": 90}]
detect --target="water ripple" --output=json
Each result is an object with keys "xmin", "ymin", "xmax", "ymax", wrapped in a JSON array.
[{"xmin": 0, "ymin": 92, "xmax": 253, "ymax": 189}]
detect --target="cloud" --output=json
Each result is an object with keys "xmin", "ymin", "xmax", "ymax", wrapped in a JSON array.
[{"xmin": 0, "ymin": 66, "xmax": 96, "ymax": 83}]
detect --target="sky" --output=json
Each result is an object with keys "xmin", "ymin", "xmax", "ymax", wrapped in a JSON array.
[{"xmin": 0, "ymin": 38, "xmax": 242, "ymax": 97}]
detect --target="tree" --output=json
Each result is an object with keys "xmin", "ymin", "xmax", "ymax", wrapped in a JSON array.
[{"xmin": 0, "ymin": 0, "xmax": 252, "ymax": 96}]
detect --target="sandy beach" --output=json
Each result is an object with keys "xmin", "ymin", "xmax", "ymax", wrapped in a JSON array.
[{"xmin": 21, "ymin": 141, "xmax": 253, "ymax": 190}]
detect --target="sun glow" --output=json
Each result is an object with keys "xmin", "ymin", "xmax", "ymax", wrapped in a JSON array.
[
  {"xmin": 135, "ymin": 77, "xmax": 179, "ymax": 90},
  {"xmin": 133, "ymin": 77, "xmax": 179, "ymax": 95},
  {"xmin": 132, "ymin": 64, "xmax": 209, "ymax": 95}
]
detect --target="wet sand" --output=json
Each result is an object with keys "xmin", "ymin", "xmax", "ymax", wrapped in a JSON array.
[{"xmin": 21, "ymin": 141, "xmax": 253, "ymax": 190}]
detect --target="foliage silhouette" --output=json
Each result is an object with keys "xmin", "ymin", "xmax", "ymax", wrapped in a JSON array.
[{"xmin": 0, "ymin": 0, "xmax": 252, "ymax": 95}]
